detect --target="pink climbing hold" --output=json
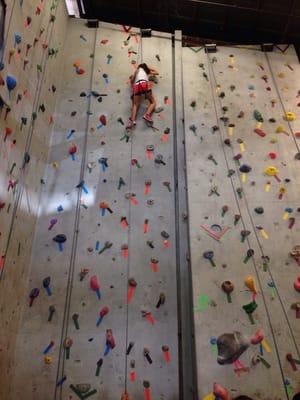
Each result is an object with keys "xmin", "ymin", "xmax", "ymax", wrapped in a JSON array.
[{"xmin": 90, "ymin": 275, "xmax": 101, "ymax": 299}]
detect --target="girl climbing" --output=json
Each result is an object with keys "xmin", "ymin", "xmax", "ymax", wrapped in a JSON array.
[{"xmin": 126, "ymin": 63, "xmax": 159, "ymax": 129}]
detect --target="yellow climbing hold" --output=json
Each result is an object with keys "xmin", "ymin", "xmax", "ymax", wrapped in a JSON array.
[
  {"xmin": 264, "ymin": 166, "xmax": 278, "ymax": 176},
  {"xmin": 261, "ymin": 338, "xmax": 271, "ymax": 353},
  {"xmin": 276, "ymin": 125, "xmax": 289, "ymax": 135},
  {"xmin": 52, "ymin": 161, "xmax": 59, "ymax": 169},
  {"xmin": 245, "ymin": 275, "xmax": 257, "ymax": 293},
  {"xmin": 284, "ymin": 112, "xmax": 296, "ymax": 121},
  {"xmin": 227, "ymin": 126, "xmax": 233, "ymax": 136},
  {"xmin": 260, "ymin": 229, "xmax": 269, "ymax": 240},
  {"xmin": 44, "ymin": 356, "xmax": 52, "ymax": 364},
  {"xmin": 203, "ymin": 394, "xmax": 215, "ymax": 400}
]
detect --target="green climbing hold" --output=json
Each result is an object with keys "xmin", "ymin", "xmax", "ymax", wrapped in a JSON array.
[{"xmin": 254, "ymin": 110, "xmax": 264, "ymax": 122}]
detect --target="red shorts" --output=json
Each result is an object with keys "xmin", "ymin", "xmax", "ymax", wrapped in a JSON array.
[{"xmin": 133, "ymin": 80, "xmax": 151, "ymax": 96}]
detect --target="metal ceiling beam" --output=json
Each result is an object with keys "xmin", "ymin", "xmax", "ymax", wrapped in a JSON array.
[{"xmin": 187, "ymin": 0, "xmax": 300, "ymax": 17}]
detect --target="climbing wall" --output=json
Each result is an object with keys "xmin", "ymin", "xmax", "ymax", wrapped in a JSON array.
[
  {"xmin": 0, "ymin": 0, "xmax": 68, "ymax": 397},
  {"xmin": 1, "ymin": 3, "xmax": 300, "ymax": 400},
  {"xmin": 182, "ymin": 45, "xmax": 300, "ymax": 399},
  {"xmin": 7, "ymin": 20, "xmax": 179, "ymax": 400}
]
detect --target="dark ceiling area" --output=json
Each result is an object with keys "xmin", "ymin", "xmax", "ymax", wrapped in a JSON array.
[{"xmin": 80, "ymin": 0, "xmax": 300, "ymax": 57}]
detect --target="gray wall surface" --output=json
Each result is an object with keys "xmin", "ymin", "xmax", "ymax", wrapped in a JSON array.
[
  {"xmin": 0, "ymin": 5, "xmax": 300, "ymax": 400},
  {"xmin": 182, "ymin": 45, "xmax": 300, "ymax": 399}
]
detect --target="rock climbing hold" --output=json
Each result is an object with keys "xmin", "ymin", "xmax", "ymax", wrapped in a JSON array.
[
  {"xmin": 242, "ymin": 301, "xmax": 257, "ymax": 324},
  {"xmin": 254, "ymin": 128, "xmax": 266, "ymax": 137},
  {"xmin": 203, "ymin": 250, "xmax": 215, "ymax": 267},
  {"xmin": 276, "ymin": 125, "xmax": 289, "ymax": 135},
  {"xmin": 239, "ymin": 164, "xmax": 252, "ymax": 173},
  {"xmin": 233, "ymin": 154, "xmax": 242, "ymax": 165},
  {"xmin": 53, "ymin": 234, "xmax": 66, "ymax": 251},
  {"xmin": 245, "ymin": 275, "xmax": 257, "ymax": 294},
  {"xmin": 264, "ymin": 166, "xmax": 279, "ymax": 177},
  {"xmin": 217, "ymin": 330, "xmax": 262, "ymax": 365},
  {"xmin": 254, "ymin": 207, "xmax": 264, "ymax": 214},
  {"xmin": 294, "ymin": 277, "xmax": 300, "ymax": 293},
  {"xmin": 254, "ymin": 110, "xmax": 263, "ymax": 122},
  {"xmin": 221, "ymin": 281, "xmax": 234, "ymax": 303},
  {"xmin": 284, "ymin": 112, "xmax": 296, "ymax": 121},
  {"xmin": 240, "ymin": 230, "xmax": 251, "ymax": 242},
  {"xmin": 268, "ymin": 152, "xmax": 277, "ymax": 159}
]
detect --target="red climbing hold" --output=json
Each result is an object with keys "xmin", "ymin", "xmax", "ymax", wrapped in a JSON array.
[
  {"xmin": 254, "ymin": 128, "xmax": 266, "ymax": 137},
  {"xmin": 99, "ymin": 115, "xmax": 107, "ymax": 126},
  {"xmin": 268, "ymin": 152, "xmax": 277, "ymax": 159}
]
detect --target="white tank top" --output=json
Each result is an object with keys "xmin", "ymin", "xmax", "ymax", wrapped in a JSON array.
[{"xmin": 135, "ymin": 67, "xmax": 148, "ymax": 83}]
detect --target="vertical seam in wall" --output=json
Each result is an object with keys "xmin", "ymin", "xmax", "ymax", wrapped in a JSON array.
[
  {"xmin": 54, "ymin": 23, "xmax": 98, "ymax": 400},
  {"xmin": 179, "ymin": 40, "xmax": 198, "ymax": 400},
  {"xmin": 173, "ymin": 34, "xmax": 198, "ymax": 400}
]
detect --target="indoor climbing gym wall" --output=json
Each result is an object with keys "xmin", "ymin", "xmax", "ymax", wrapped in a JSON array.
[
  {"xmin": 1, "ymin": 1, "xmax": 300, "ymax": 400},
  {"xmin": 0, "ymin": 0, "xmax": 68, "ymax": 397},
  {"xmin": 182, "ymin": 45, "xmax": 300, "ymax": 399},
  {"xmin": 1, "ymin": 12, "xmax": 180, "ymax": 400}
]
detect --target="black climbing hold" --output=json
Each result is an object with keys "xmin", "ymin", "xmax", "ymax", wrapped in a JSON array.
[
  {"xmin": 23, "ymin": 152, "xmax": 30, "ymax": 164},
  {"xmin": 239, "ymin": 164, "xmax": 252, "ymax": 173},
  {"xmin": 161, "ymin": 231, "xmax": 169, "ymax": 239},
  {"xmin": 254, "ymin": 207, "xmax": 264, "ymax": 214},
  {"xmin": 53, "ymin": 234, "xmax": 66, "ymax": 243},
  {"xmin": 80, "ymin": 92, "xmax": 86, "ymax": 97}
]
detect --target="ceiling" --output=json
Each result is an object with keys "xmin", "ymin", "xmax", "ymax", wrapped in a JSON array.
[{"xmin": 79, "ymin": 0, "xmax": 300, "ymax": 57}]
